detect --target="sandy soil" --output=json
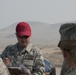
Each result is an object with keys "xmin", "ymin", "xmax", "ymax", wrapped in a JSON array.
[{"xmin": 40, "ymin": 47, "xmax": 63, "ymax": 75}]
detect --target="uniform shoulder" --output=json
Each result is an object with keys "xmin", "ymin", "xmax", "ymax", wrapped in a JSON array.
[
  {"xmin": 1, "ymin": 43, "xmax": 18, "ymax": 57},
  {"xmin": 32, "ymin": 45, "xmax": 40, "ymax": 52},
  {"xmin": 31, "ymin": 45, "xmax": 43, "ymax": 55},
  {"xmin": 5, "ymin": 43, "xmax": 17, "ymax": 50},
  {"xmin": 67, "ymin": 70, "xmax": 76, "ymax": 75}
]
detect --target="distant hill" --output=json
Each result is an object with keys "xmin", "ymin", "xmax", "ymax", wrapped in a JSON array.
[{"xmin": 0, "ymin": 21, "xmax": 75, "ymax": 49}]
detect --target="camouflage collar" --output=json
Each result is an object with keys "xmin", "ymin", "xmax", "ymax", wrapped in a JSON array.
[
  {"xmin": 20, "ymin": 43, "xmax": 33, "ymax": 54},
  {"xmin": 10, "ymin": 43, "xmax": 33, "ymax": 54}
]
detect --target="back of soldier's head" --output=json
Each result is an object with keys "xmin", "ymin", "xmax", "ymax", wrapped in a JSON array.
[
  {"xmin": 58, "ymin": 23, "xmax": 76, "ymax": 48},
  {"xmin": 58, "ymin": 23, "xmax": 76, "ymax": 65}
]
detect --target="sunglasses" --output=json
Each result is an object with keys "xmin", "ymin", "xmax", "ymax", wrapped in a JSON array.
[{"xmin": 18, "ymin": 36, "xmax": 29, "ymax": 39}]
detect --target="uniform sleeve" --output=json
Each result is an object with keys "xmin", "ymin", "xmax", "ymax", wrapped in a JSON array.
[
  {"xmin": 1, "ymin": 46, "xmax": 10, "ymax": 60},
  {"xmin": 31, "ymin": 47, "xmax": 45, "ymax": 75},
  {"xmin": 0, "ymin": 58, "xmax": 10, "ymax": 75}
]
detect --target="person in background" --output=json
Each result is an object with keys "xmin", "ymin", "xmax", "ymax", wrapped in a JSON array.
[
  {"xmin": 0, "ymin": 57, "xmax": 10, "ymax": 75},
  {"xmin": 58, "ymin": 23, "xmax": 76, "ymax": 75},
  {"xmin": 1, "ymin": 22, "xmax": 45, "ymax": 75}
]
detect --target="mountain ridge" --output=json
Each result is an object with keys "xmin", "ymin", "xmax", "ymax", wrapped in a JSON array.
[{"xmin": 0, "ymin": 21, "xmax": 76, "ymax": 48}]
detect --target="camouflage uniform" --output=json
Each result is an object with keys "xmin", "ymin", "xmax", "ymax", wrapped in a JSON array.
[
  {"xmin": 1, "ymin": 43, "xmax": 45, "ymax": 75},
  {"xmin": 0, "ymin": 58, "xmax": 10, "ymax": 75},
  {"xmin": 65, "ymin": 67, "xmax": 76, "ymax": 75}
]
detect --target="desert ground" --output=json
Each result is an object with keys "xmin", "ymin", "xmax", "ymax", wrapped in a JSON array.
[{"xmin": 41, "ymin": 47, "xmax": 63, "ymax": 75}]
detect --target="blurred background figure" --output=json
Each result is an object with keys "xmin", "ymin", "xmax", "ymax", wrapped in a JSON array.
[
  {"xmin": 0, "ymin": 57, "xmax": 10, "ymax": 75},
  {"xmin": 58, "ymin": 23, "xmax": 76, "ymax": 75}
]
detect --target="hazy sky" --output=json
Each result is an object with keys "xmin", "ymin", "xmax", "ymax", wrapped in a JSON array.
[{"xmin": 0, "ymin": 0, "xmax": 76, "ymax": 29}]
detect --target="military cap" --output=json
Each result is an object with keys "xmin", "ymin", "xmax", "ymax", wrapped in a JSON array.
[
  {"xmin": 59, "ymin": 23, "xmax": 76, "ymax": 41},
  {"xmin": 58, "ymin": 23, "xmax": 76, "ymax": 47}
]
